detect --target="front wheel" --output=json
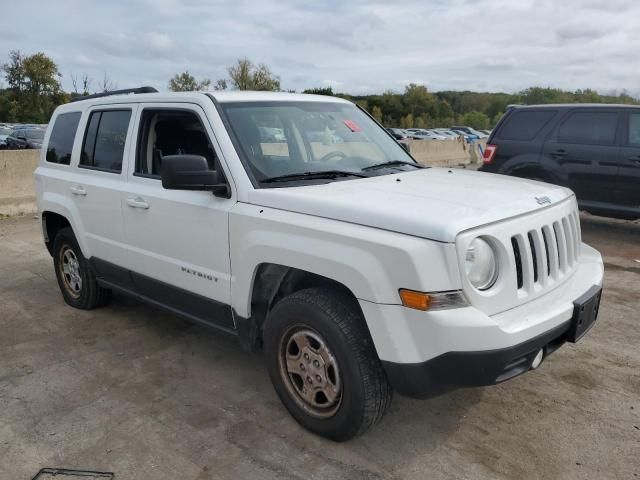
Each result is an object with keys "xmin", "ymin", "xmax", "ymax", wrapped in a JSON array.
[{"xmin": 264, "ymin": 288, "xmax": 392, "ymax": 441}]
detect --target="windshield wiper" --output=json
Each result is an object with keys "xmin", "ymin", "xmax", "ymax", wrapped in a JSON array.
[
  {"xmin": 361, "ymin": 160, "xmax": 424, "ymax": 171},
  {"xmin": 260, "ymin": 170, "xmax": 368, "ymax": 183}
]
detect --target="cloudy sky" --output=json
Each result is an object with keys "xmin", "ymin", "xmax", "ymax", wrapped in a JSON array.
[{"xmin": 2, "ymin": 0, "xmax": 639, "ymax": 96}]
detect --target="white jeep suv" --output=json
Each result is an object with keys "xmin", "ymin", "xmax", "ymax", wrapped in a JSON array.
[{"xmin": 35, "ymin": 88, "xmax": 604, "ymax": 441}]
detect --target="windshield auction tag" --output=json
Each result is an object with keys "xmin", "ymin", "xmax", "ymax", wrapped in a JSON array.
[{"xmin": 343, "ymin": 120, "xmax": 361, "ymax": 132}]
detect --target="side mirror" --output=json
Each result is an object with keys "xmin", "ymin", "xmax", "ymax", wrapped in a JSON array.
[
  {"xmin": 160, "ymin": 154, "xmax": 229, "ymax": 197},
  {"xmin": 400, "ymin": 141, "xmax": 410, "ymax": 153}
]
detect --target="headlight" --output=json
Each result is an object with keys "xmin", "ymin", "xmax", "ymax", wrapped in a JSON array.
[{"xmin": 465, "ymin": 237, "xmax": 498, "ymax": 290}]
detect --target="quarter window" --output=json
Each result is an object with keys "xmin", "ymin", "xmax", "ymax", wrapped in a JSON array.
[
  {"xmin": 46, "ymin": 112, "xmax": 81, "ymax": 165},
  {"xmin": 557, "ymin": 111, "xmax": 618, "ymax": 145},
  {"xmin": 80, "ymin": 110, "xmax": 132, "ymax": 173},
  {"xmin": 497, "ymin": 110, "xmax": 556, "ymax": 141},
  {"xmin": 629, "ymin": 113, "xmax": 640, "ymax": 146}
]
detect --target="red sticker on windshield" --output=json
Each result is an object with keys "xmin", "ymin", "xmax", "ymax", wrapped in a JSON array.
[{"xmin": 343, "ymin": 120, "xmax": 361, "ymax": 132}]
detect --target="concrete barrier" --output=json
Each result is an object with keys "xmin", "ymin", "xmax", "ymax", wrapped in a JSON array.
[
  {"xmin": 409, "ymin": 138, "xmax": 486, "ymax": 167},
  {"xmin": 0, "ymin": 150, "xmax": 40, "ymax": 216}
]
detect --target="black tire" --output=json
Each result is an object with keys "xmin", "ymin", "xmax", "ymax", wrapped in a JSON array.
[
  {"xmin": 52, "ymin": 227, "xmax": 111, "ymax": 309},
  {"xmin": 263, "ymin": 288, "xmax": 392, "ymax": 441}
]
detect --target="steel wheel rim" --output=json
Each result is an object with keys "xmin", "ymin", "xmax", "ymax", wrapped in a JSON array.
[
  {"xmin": 278, "ymin": 326, "xmax": 342, "ymax": 419},
  {"xmin": 59, "ymin": 245, "xmax": 82, "ymax": 298}
]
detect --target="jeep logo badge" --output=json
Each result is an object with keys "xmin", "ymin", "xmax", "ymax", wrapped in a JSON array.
[{"xmin": 535, "ymin": 196, "xmax": 551, "ymax": 205}]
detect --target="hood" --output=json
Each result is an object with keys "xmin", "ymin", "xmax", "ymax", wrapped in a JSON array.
[
  {"xmin": 247, "ymin": 168, "xmax": 574, "ymax": 242},
  {"xmin": 0, "ymin": 135, "xmax": 7, "ymax": 142}
]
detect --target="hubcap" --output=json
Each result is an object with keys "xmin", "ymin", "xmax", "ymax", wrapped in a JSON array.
[
  {"xmin": 60, "ymin": 246, "xmax": 82, "ymax": 297},
  {"xmin": 279, "ymin": 327, "xmax": 342, "ymax": 418}
]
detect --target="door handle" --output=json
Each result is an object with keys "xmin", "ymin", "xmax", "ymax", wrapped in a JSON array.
[
  {"xmin": 551, "ymin": 149, "xmax": 568, "ymax": 157},
  {"xmin": 70, "ymin": 185, "xmax": 87, "ymax": 196},
  {"xmin": 126, "ymin": 197, "xmax": 150, "ymax": 209}
]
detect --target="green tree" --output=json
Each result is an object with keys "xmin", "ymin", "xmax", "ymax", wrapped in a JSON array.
[
  {"xmin": 226, "ymin": 58, "xmax": 280, "ymax": 91},
  {"xmin": 303, "ymin": 87, "xmax": 334, "ymax": 96},
  {"xmin": 168, "ymin": 70, "xmax": 211, "ymax": 91},
  {"xmin": 460, "ymin": 111, "xmax": 490, "ymax": 130},
  {"xmin": 2, "ymin": 50, "xmax": 66, "ymax": 123},
  {"xmin": 371, "ymin": 105, "xmax": 383, "ymax": 122}
]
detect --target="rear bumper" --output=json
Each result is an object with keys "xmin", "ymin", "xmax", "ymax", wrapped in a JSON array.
[{"xmin": 381, "ymin": 320, "xmax": 570, "ymax": 398}]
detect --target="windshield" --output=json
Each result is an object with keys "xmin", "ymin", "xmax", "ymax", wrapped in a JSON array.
[{"xmin": 220, "ymin": 101, "xmax": 417, "ymax": 186}]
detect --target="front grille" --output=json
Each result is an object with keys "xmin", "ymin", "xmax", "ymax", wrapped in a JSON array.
[{"xmin": 510, "ymin": 210, "xmax": 581, "ymax": 294}]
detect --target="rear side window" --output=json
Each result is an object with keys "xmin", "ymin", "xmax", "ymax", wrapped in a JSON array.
[
  {"xmin": 628, "ymin": 113, "xmax": 640, "ymax": 146},
  {"xmin": 80, "ymin": 110, "xmax": 132, "ymax": 173},
  {"xmin": 46, "ymin": 112, "xmax": 81, "ymax": 165},
  {"xmin": 557, "ymin": 111, "xmax": 618, "ymax": 145},
  {"xmin": 497, "ymin": 110, "xmax": 555, "ymax": 141}
]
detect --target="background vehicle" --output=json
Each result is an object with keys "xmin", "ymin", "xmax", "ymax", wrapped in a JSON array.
[
  {"xmin": 480, "ymin": 103, "xmax": 640, "ymax": 220},
  {"xmin": 387, "ymin": 127, "xmax": 409, "ymax": 140},
  {"xmin": 451, "ymin": 126, "xmax": 488, "ymax": 139},
  {"xmin": 36, "ymin": 89, "xmax": 603, "ymax": 441},
  {"xmin": 0, "ymin": 126, "xmax": 11, "ymax": 149},
  {"xmin": 6, "ymin": 127, "xmax": 45, "ymax": 149}
]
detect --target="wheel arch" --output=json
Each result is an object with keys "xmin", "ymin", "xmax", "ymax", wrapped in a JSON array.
[{"xmin": 236, "ymin": 263, "xmax": 364, "ymax": 351}]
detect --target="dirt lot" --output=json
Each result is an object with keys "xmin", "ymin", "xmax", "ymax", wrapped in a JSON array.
[{"xmin": 0, "ymin": 214, "xmax": 638, "ymax": 480}]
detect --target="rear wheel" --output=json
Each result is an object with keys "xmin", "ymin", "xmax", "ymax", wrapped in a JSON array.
[
  {"xmin": 52, "ymin": 227, "xmax": 111, "ymax": 309},
  {"xmin": 264, "ymin": 288, "xmax": 392, "ymax": 441}
]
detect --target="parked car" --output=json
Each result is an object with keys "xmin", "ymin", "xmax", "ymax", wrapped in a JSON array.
[
  {"xmin": 480, "ymin": 103, "xmax": 640, "ymax": 220},
  {"xmin": 432, "ymin": 128, "xmax": 462, "ymax": 140},
  {"xmin": 386, "ymin": 128, "xmax": 408, "ymax": 140},
  {"xmin": 451, "ymin": 129, "xmax": 479, "ymax": 141},
  {"xmin": 6, "ymin": 127, "xmax": 45, "ymax": 149},
  {"xmin": 451, "ymin": 126, "xmax": 489, "ymax": 139},
  {"xmin": 408, "ymin": 130, "xmax": 448, "ymax": 140},
  {"xmin": 0, "ymin": 126, "xmax": 12, "ymax": 149},
  {"xmin": 479, "ymin": 129, "xmax": 493, "ymax": 136},
  {"xmin": 36, "ymin": 88, "xmax": 603, "ymax": 441}
]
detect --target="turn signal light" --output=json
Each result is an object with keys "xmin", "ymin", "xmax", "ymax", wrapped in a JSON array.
[
  {"xmin": 399, "ymin": 289, "xmax": 469, "ymax": 311},
  {"xmin": 399, "ymin": 289, "xmax": 431, "ymax": 311}
]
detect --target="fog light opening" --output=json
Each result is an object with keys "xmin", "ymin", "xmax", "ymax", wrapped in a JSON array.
[{"xmin": 531, "ymin": 349, "xmax": 544, "ymax": 370}]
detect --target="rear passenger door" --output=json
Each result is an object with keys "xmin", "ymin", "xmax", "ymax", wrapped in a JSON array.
[
  {"xmin": 542, "ymin": 109, "xmax": 621, "ymax": 206},
  {"xmin": 67, "ymin": 105, "xmax": 136, "ymax": 265},
  {"xmin": 121, "ymin": 103, "xmax": 235, "ymax": 330},
  {"xmin": 617, "ymin": 110, "xmax": 640, "ymax": 210}
]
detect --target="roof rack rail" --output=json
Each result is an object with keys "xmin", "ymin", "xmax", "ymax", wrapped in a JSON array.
[{"xmin": 70, "ymin": 86, "xmax": 158, "ymax": 103}]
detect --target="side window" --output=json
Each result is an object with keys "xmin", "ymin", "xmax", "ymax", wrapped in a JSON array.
[
  {"xmin": 46, "ymin": 112, "xmax": 81, "ymax": 165},
  {"xmin": 80, "ymin": 110, "xmax": 131, "ymax": 173},
  {"xmin": 497, "ymin": 110, "xmax": 556, "ymax": 141},
  {"xmin": 629, "ymin": 113, "xmax": 640, "ymax": 146},
  {"xmin": 135, "ymin": 109, "xmax": 217, "ymax": 177},
  {"xmin": 557, "ymin": 111, "xmax": 618, "ymax": 145}
]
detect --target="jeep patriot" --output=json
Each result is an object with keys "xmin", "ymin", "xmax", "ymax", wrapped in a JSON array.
[{"xmin": 35, "ymin": 88, "xmax": 604, "ymax": 440}]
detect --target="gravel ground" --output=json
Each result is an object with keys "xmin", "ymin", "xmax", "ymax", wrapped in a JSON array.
[{"xmin": 0, "ymin": 214, "xmax": 638, "ymax": 480}]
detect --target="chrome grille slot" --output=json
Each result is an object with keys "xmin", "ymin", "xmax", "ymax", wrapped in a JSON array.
[
  {"xmin": 553, "ymin": 221, "xmax": 567, "ymax": 272},
  {"xmin": 511, "ymin": 236, "xmax": 523, "ymax": 289},
  {"xmin": 527, "ymin": 232, "xmax": 538, "ymax": 283}
]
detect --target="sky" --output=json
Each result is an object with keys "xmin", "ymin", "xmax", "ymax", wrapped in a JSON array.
[{"xmin": 1, "ymin": 0, "xmax": 639, "ymax": 96}]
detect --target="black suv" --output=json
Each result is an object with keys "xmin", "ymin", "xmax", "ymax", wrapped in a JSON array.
[{"xmin": 480, "ymin": 104, "xmax": 640, "ymax": 219}]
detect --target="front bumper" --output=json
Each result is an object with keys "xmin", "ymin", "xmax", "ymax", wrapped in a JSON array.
[
  {"xmin": 382, "ymin": 318, "xmax": 571, "ymax": 398},
  {"xmin": 359, "ymin": 244, "xmax": 603, "ymax": 398}
]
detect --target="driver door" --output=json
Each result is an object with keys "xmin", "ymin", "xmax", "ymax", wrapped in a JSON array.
[{"xmin": 122, "ymin": 103, "xmax": 236, "ymax": 330}]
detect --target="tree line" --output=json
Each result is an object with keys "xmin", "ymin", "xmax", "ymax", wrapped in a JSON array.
[{"xmin": 1, "ymin": 50, "xmax": 638, "ymax": 129}]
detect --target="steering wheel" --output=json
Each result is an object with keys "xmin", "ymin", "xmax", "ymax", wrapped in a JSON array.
[{"xmin": 317, "ymin": 151, "xmax": 348, "ymax": 163}]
